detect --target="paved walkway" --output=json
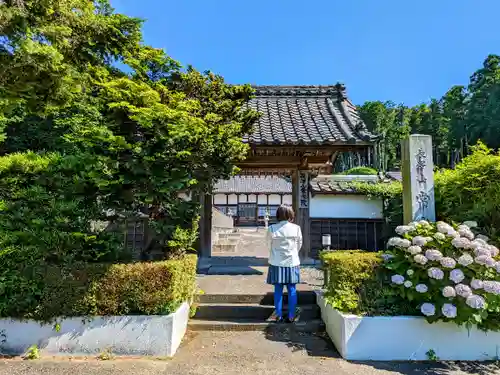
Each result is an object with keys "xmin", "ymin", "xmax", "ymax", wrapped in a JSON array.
[{"xmin": 1, "ymin": 331, "xmax": 498, "ymax": 375}]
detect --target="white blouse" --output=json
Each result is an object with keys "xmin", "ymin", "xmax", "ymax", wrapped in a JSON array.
[{"xmin": 266, "ymin": 221, "xmax": 302, "ymax": 267}]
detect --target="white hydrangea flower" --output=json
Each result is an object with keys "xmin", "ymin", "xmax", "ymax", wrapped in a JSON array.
[
  {"xmin": 440, "ymin": 257, "xmax": 457, "ymax": 269},
  {"xmin": 391, "ymin": 275, "xmax": 405, "ymax": 285},
  {"xmin": 442, "ymin": 303, "xmax": 458, "ymax": 318},
  {"xmin": 404, "ymin": 280, "xmax": 413, "ymax": 288},
  {"xmin": 418, "ymin": 220, "xmax": 430, "ymax": 226},
  {"xmin": 471, "ymin": 279, "xmax": 484, "ymax": 290},
  {"xmin": 388, "ymin": 237, "xmax": 411, "ymax": 248},
  {"xmin": 437, "ymin": 221, "xmax": 453, "ymax": 234},
  {"xmin": 483, "ymin": 281, "xmax": 500, "ymax": 295},
  {"xmin": 406, "ymin": 269, "xmax": 414, "ymax": 276},
  {"xmin": 434, "ymin": 233, "xmax": 446, "ymax": 241},
  {"xmin": 474, "ymin": 247, "xmax": 491, "ymax": 257},
  {"xmin": 387, "ymin": 237, "xmax": 400, "ymax": 247},
  {"xmin": 466, "ymin": 294, "xmax": 486, "ymax": 309},
  {"xmin": 463, "ymin": 221, "xmax": 478, "ymax": 228},
  {"xmin": 455, "ymin": 283, "xmax": 472, "ymax": 298},
  {"xmin": 428, "ymin": 267, "xmax": 444, "ymax": 280},
  {"xmin": 414, "ymin": 254, "xmax": 428, "ymax": 265},
  {"xmin": 447, "ymin": 229, "xmax": 460, "ymax": 238},
  {"xmin": 381, "ymin": 253, "xmax": 394, "ymax": 262},
  {"xmin": 408, "ymin": 222, "xmax": 418, "ymax": 230},
  {"xmin": 452, "ymin": 237, "xmax": 471, "ymax": 249},
  {"xmin": 458, "ymin": 228, "xmax": 475, "ymax": 240},
  {"xmin": 425, "ymin": 249, "xmax": 443, "ymax": 261},
  {"xmin": 420, "ymin": 303, "xmax": 436, "ymax": 316},
  {"xmin": 412, "ymin": 236, "xmax": 429, "ymax": 247},
  {"xmin": 442, "ymin": 286, "xmax": 456, "ymax": 298},
  {"xmin": 415, "ymin": 284, "xmax": 428, "ymax": 293},
  {"xmin": 396, "ymin": 225, "xmax": 413, "ymax": 235},
  {"xmin": 495, "ymin": 261, "xmax": 500, "ymax": 273},
  {"xmin": 408, "ymin": 245, "xmax": 422, "ymax": 255},
  {"xmin": 475, "ymin": 255, "xmax": 495, "ymax": 267},
  {"xmin": 450, "ymin": 269, "xmax": 465, "ymax": 284},
  {"xmin": 477, "ymin": 234, "xmax": 490, "ymax": 243},
  {"xmin": 488, "ymin": 245, "xmax": 499, "ymax": 257},
  {"xmin": 457, "ymin": 253, "xmax": 474, "ymax": 267}
]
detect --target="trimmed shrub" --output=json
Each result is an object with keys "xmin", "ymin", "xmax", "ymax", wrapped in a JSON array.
[
  {"xmin": 0, "ymin": 255, "xmax": 197, "ymax": 323},
  {"xmin": 320, "ymin": 250, "xmax": 414, "ymax": 316},
  {"xmin": 339, "ymin": 166, "xmax": 378, "ymax": 175}
]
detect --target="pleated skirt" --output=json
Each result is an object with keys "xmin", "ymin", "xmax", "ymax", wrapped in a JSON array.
[{"xmin": 266, "ymin": 265, "xmax": 301, "ymax": 285}]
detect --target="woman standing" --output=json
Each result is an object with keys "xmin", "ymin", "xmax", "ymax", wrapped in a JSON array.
[{"xmin": 266, "ymin": 204, "xmax": 302, "ymax": 323}]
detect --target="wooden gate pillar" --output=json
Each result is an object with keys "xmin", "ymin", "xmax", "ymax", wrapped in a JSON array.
[
  {"xmin": 198, "ymin": 192, "xmax": 212, "ymax": 258},
  {"xmin": 292, "ymin": 169, "xmax": 311, "ymax": 261}
]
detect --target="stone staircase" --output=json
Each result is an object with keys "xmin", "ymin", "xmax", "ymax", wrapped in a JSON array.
[
  {"xmin": 189, "ymin": 290, "xmax": 324, "ymax": 332},
  {"xmin": 212, "ymin": 232, "xmax": 242, "ymax": 254}
]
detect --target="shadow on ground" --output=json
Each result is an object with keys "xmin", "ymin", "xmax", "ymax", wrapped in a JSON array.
[
  {"xmin": 264, "ymin": 326, "xmax": 340, "ymax": 358},
  {"xmin": 356, "ymin": 360, "xmax": 500, "ymax": 375}
]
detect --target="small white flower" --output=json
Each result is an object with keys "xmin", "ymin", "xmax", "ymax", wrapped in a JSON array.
[
  {"xmin": 463, "ymin": 221, "xmax": 478, "ymax": 228},
  {"xmin": 387, "ymin": 237, "xmax": 401, "ymax": 247},
  {"xmin": 455, "ymin": 283, "xmax": 472, "ymax": 298},
  {"xmin": 404, "ymin": 280, "xmax": 413, "ymax": 288},
  {"xmin": 440, "ymin": 257, "xmax": 457, "ymax": 269},
  {"xmin": 381, "ymin": 253, "xmax": 394, "ymax": 262},
  {"xmin": 399, "ymin": 238, "xmax": 411, "ymax": 248},
  {"xmin": 414, "ymin": 254, "xmax": 428, "ymax": 265},
  {"xmin": 415, "ymin": 284, "xmax": 428, "ymax": 293},
  {"xmin": 447, "ymin": 229, "xmax": 460, "ymax": 238},
  {"xmin": 413, "ymin": 236, "xmax": 429, "ymax": 247},
  {"xmin": 434, "ymin": 233, "xmax": 446, "ymax": 241},
  {"xmin": 458, "ymin": 228, "xmax": 475, "ymax": 240},
  {"xmin": 452, "ymin": 237, "xmax": 470, "ymax": 249},
  {"xmin": 408, "ymin": 222, "xmax": 418, "ymax": 230},
  {"xmin": 406, "ymin": 269, "xmax": 415, "ymax": 276},
  {"xmin": 457, "ymin": 253, "xmax": 474, "ymax": 267},
  {"xmin": 421, "ymin": 303, "xmax": 436, "ymax": 316},
  {"xmin": 450, "ymin": 269, "xmax": 465, "ymax": 284},
  {"xmin": 475, "ymin": 255, "xmax": 495, "ymax": 267},
  {"xmin": 442, "ymin": 303, "xmax": 458, "ymax": 318},
  {"xmin": 425, "ymin": 249, "xmax": 443, "ymax": 261},
  {"xmin": 408, "ymin": 245, "xmax": 422, "ymax": 255},
  {"xmin": 442, "ymin": 286, "xmax": 456, "ymax": 298},
  {"xmin": 471, "ymin": 279, "xmax": 484, "ymax": 290},
  {"xmin": 396, "ymin": 225, "xmax": 413, "ymax": 235},
  {"xmin": 477, "ymin": 234, "xmax": 490, "ymax": 243},
  {"xmin": 428, "ymin": 267, "xmax": 444, "ymax": 280},
  {"xmin": 483, "ymin": 280, "xmax": 500, "ymax": 295},
  {"xmin": 391, "ymin": 275, "xmax": 405, "ymax": 285},
  {"xmin": 466, "ymin": 294, "xmax": 486, "ymax": 309},
  {"xmin": 418, "ymin": 220, "xmax": 430, "ymax": 226}
]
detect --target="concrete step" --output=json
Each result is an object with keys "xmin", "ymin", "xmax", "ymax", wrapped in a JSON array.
[
  {"xmin": 212, "ymin": 244, "xmax": 238, "ymax": 253},
  {"xmin": 193, "ymin": 303, "xmax": 320, "ymax": 320},
  {"xmin": 188, "ymin": 319, "xmax": 324, "ymax": 332},
  {"xmin": 216, "ymin": 238, "xmax": 240, "ymax": 245},
  {"xmin": 218, "ymin": 233, "xmax": 241, "ymax": 239},
  {"xmin": 197, "ymin": 291, "xmax": 317, "ymax": 305}
]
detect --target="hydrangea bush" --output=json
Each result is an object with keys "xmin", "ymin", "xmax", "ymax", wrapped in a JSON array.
[{"xmin": 384, "ymin": 220, "xmax": 500, "ymax": 331}]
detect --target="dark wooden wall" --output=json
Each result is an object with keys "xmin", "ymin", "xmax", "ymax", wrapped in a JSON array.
[{"xmin": 309, "ymin": 218, "xmax": 384, "ymax": 258}]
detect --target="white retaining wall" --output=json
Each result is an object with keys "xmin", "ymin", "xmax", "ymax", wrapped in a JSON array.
[
  {"xmin": 317, "ymin": 292, "xmax": 500, "ymax": 361},
  {"xmin": 0, "ymin": 302, "xmax": 190, "ymax": 357}
]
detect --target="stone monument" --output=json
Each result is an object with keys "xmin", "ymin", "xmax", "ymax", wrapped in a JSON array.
[{"xmin": 401, "ymin": 134, "xmax": 436, "ymax": 223}]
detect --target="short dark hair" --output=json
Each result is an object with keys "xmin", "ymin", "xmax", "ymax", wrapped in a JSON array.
[{"xmin": 276, "ymin": 204, "xmax": 295, "ymax": 222}]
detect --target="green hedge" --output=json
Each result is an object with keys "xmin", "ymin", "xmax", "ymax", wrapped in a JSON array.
[
  {"xmin": 0, "ymin": 255, "xmax": 197, "ymax": 323},
  {"xmin": 320, "ymin": 250, "xmax": 414, "ymax": 316}
]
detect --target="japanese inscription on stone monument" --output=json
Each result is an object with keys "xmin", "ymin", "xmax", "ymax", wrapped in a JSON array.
[{"xmin": 402, "ymin": 135, "xmax": 436, "ymax": 223}]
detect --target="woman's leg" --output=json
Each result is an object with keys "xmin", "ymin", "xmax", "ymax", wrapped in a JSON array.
[
  {"xmin": 287, "ymin": 284, "xmax": 297, "ymax": 320},
  {"xmin": 274, "ymin": 284, "xmax": 284, "ymax": 319}
]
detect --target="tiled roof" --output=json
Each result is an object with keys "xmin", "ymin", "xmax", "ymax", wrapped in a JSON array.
[
  {"xmin": 214, "ymin": 176, "xmax": 292, "ymax": 194},
  {"xmin": 310, "ymin": 175, "xmax": 383, "ymax": 195},
  {"xmin": 244, "ymin": 84, "xmax": 377, "ymax": 146}
]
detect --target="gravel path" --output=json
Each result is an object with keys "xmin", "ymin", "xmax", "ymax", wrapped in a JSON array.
[{"xmin": 1, "ymin": 331, "xmax": 498, "ymax": 375}]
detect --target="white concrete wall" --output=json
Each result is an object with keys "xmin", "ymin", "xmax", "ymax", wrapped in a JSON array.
[
  {"xmin": 228, "ymin": 194, "xmax": 237, "ymax": 204},
  {"xmin": 0, "ymin": 303, "xmax": 190, "ymax": 357},
  {"xmin": 268, "ymin": 194, "xmax": 281, "ymax": 205},
  {"xmin": 213, "ymin": 194, "xmax": 226, "ymax": 205},
  {"xmin": 317, "ymin": 293, "xmax": 500, "ymax": 361},
  {"xmin": 310, "ymin": 194, "xmax": 383, "ymax": 219},
  {"xmin": 282, "ymin": 194, "xmax": 292, "ymax": 205}
]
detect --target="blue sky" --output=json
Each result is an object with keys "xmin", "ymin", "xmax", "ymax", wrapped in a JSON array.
[{"xmin": 111, "ymin": 0, "xmax": 500, "ymax": 106}]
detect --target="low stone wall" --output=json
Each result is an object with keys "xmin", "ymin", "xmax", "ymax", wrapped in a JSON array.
[
  {"xmin": 212, "ymin": 208, "xmax": 234, "ymax": 245},
  {"xmin": 0, "ymin": 302, "xmax": 190, "ymax": 357},
  {"xmin": 316, "ymin": 292, "xmax": 500, "ymax": 361}
]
